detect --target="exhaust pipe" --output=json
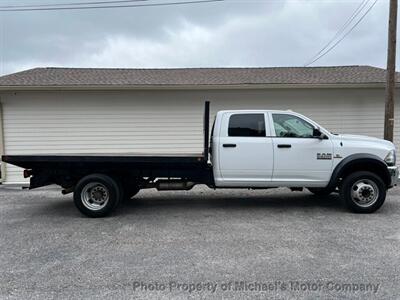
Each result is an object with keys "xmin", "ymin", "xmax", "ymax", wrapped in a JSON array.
[
  {"xmin": 155, "ymin": 180, "xmax": 196, "ymax": 191},
  {"xmin": 62, "ymin": 187, "xmax": 74, "ymax": 195}
]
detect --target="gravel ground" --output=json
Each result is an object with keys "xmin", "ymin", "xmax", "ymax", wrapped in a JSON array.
[{"xmin": 0, "ymin": 185, "xmax": 399, "ymax": 299}]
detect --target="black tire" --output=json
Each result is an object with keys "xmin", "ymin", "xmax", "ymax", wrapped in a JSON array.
[
  {"xmin": 340, "ymin": 171, "xmax": 386, "ymax": 213},
  {"xmin": 307, "ymin": 187, "xmax": 334, "ymax": 196},
  {"xmin": 74, "ymin": 174, "xmax": 122, "ymax": 218}
]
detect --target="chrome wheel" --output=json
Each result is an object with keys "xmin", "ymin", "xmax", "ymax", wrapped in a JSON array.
[
  {"xmin": 81, "ymin": 182, "xmax": 110, "ymax": 211},
  {"xmin": 350, "ymin": 179, "xmax": 379, "ymax": 207}
]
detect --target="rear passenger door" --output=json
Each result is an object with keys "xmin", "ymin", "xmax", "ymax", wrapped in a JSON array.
[{"xmin": 218, "ymin": 112, "xmax": 274, "ymax": 187}]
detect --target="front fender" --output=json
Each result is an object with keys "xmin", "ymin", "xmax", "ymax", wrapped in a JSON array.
[{"xmin": 327, "ymin": 153, "xmax": 391, "ymax": 189}]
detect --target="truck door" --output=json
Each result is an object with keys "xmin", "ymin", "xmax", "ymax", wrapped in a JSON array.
[
  {"xmin": 217, "ymin": 112, "xmax": 274, "ymax": 187},
  {"xmin": 269, "ymin": 112, "xmax": 333, "ymax": 186}
]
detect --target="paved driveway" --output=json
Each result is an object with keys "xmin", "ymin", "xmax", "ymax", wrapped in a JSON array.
[{"xmin": 0, "ymin": 186, "xmax": 399, "ymax": 299}]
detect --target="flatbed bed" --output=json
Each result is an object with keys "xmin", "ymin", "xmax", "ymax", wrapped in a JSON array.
[
  {"xmin": 2, "ymin": 153, "xmax": 206, "ymax": 167},
  {"xmin": 2, "ymin": 102, "xmax": 213, "ymax": 190},
  {"xmin": 2, "ymin": 152, "xmax": 213, "ymax": 189}
]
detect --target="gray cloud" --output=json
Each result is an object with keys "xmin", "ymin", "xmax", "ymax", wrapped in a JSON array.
[{"xmin": 0, "ymin": 0, "xmax": 395, "ymax": 75}]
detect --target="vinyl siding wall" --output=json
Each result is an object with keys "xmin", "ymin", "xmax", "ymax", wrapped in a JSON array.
[{"xmin": 1, "ymin": 88, "xmax": 399, "ymax": 184}]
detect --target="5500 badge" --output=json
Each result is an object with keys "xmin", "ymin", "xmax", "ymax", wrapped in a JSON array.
[{"xmin": 317, "ymin": 153, "xmax": 332, "ymax": 160}]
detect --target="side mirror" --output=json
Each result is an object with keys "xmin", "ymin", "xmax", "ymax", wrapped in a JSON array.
[{"xmin": 313, "ymin": 128, "xmax": 327, "ymax": 139}]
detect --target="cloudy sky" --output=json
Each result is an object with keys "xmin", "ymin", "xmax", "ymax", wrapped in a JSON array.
[{"xmin": 0, "ymin": 0, "xmax": 396, "ymax": 75}]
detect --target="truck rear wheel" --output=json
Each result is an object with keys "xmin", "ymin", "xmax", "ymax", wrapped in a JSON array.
[
  {"xmin": 74, "ymin": 174, "xmax": 122, "ymax": 217},
  {"xmin": 340, "ymin": 171, "xmax": 386, "ymax": 213}
]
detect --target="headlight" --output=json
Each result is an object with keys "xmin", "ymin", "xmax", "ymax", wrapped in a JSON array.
[{"xmin": 385, "ymin": 149, "xmax": 396, "ymax": 166}]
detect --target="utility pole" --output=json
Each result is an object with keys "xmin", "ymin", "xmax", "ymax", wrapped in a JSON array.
[{"xmin": 384, "ymin": 0, "xmax": 398, "ymax": 142}]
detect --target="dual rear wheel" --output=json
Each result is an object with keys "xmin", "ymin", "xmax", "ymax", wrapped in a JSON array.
[{"xmin": 74, "ymin": 174, "xmax": 140, "ymax": 218}]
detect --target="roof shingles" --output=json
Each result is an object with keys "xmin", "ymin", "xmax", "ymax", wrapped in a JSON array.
[{"xmin": 0, "ymin": 66, "xmax": 397, "ymax": 88}]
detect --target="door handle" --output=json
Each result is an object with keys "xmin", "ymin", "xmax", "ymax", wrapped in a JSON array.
[
  {"xmin": 277, "ymin": 144, "xmax": 291, "ymax": 148},
  {"xmin": 223, "ymin": 144, "xmax": 237, "ymax": 148}
]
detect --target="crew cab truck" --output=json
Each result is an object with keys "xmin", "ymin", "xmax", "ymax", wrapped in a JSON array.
[{"xmin": 2, "ymin": 102, "xmax": 398, "ymax": 217}]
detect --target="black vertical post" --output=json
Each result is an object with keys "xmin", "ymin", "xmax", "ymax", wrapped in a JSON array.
[{"xmin": 203, "ymin": 101, "xmax": 210, "ymax": 161}]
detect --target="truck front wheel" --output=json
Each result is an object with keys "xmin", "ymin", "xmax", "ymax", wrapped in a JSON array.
[
  {"xmin": 74, "ymin": 174, "xmax": 122, "ymax": 217},
  {"xmin": 340, "ymin": 171, "xmax": 386, "ymax": 213}
]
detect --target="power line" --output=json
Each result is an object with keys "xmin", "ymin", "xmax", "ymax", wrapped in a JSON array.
[
  {"xmin": 0, "ymin": 0, "xmax": 148, "ymax": 9},
  {"xmin": 305, "ymin": 0, "xmax": 378, "ymax": 67},
  {"xmin": 304, "ymin": 0, "xmax": 370, "ymax": 66},
  {"xmin": 334, "ymin": 0, "xmax": 370, "ymax": 36},
  {"xmin": 0, "ymin": 0, "xmax": 224, "ymax": 12}
]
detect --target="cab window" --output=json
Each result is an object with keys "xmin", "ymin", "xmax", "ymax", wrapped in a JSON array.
[
  {"xmin": 272, "ymin": 114, "xmax": 314, "ymax": 138},
  {"xmin": 228, "ymin": 114, "xmax": 265, "ymax": 137}
]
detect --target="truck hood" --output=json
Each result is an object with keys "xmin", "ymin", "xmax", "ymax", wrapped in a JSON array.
[{"xmin": 337, "ymin": 134, "xmax": 395, "ymax": 149}]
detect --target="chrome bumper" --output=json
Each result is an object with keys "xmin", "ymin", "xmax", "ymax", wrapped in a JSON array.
[{"xmin": 388, "ymin": 166, "xmax": 399, "ymax": 187}]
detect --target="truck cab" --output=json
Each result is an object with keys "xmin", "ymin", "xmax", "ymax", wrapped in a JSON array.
[{"xmin": 212, "ymin": 110, "xmax": 398, "ymax": 212}]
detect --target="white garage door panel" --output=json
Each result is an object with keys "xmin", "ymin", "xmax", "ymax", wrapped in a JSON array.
[{"xmin": 1, "ymin": 88, "xmax": 398, "ymax": 184}]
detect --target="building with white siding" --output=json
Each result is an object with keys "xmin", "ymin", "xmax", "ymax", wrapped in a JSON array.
[{"xmin": 0, "ymin": 65, "xmax": 398, "ymax": 184}]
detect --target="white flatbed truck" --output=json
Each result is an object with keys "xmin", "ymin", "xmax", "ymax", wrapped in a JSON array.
[{"xmin": 3, "ymin": 102, "xmax": 398, "ymax": 217}]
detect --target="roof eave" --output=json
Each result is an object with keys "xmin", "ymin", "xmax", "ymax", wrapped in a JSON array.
[{"xmin": 0, "ymin": 82, "xmax": 396, "ymax": 91}]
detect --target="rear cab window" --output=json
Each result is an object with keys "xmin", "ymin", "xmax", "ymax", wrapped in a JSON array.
[{"xmin": 228, "ymin": 114, "xmax": 266, "ymax": 137}]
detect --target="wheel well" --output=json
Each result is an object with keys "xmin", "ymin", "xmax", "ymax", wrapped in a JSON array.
[{"xmin": 337, "ymin": 160, "xmax": 390, "ymax": 187}]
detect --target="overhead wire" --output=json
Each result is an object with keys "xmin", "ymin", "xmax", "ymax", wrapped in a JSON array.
[
  {"xmin": 304, "ymin": 0, "xmax": 378, "ymax": 66},
  {"xmin": 304, "ymin": 0, "xmax": 371, "ymax": 66},
  {"xmin": 0, "ymin": 0, "xmax": 148, "ymax": 9},
  {"xmin": 0, "ymin": 0, "xmax": 225, "ymax": 12}
]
